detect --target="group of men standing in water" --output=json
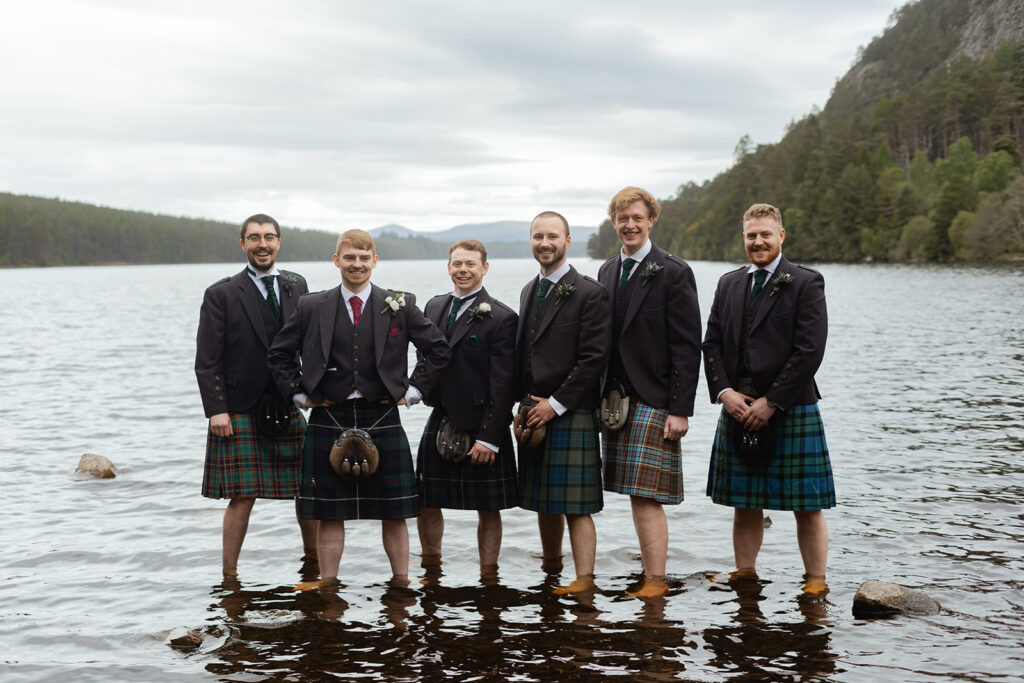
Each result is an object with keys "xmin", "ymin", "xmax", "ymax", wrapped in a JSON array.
[{"xmin": 195, "ymin": 187, "xmax": 836, "ymax": 598}]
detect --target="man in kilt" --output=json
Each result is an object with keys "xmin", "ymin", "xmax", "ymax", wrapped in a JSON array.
[
  {"xmin": 268, "ymin": 229, "xmax": 450, "ymax": 589},
  {"xmin": 195, "ymin": 213, "xmax": 318, "ymax": 577},
  {"xmin": 415, "ymin": 239, "xmax": 518, "ymax": 576},
  {"xmin": 703, "ymin": 203, "xmax": 835, "ymax": 594},
  {"xmin": 517, "ymin": 211, "xmax": 611, "ymax": 594},
  {"xmin": 597, "ymin": 187, "xmax": 702, "ymax": 598}
]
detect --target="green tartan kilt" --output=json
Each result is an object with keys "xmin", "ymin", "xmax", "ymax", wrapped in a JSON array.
[
  {"xmin": 518, "ymin": 409, "xmax": 603, "ymax": 515},
  {"xmin": 298, "ymin": 400, "xmax": 419, "ymax": 521},
  {"xmin": 202, "ymin": 408, "xmax": 306, "ymax": 499},
  {"xmin": 602, "ymin": 400, "xmax": 683, "ymax": 504},
  {"xmin": 417, "ymin": 408, "xmax": 518, "ymax": 510},
  {"xmin": 706, "ymin": 404, "xmax": 836, "ymax": 511}
]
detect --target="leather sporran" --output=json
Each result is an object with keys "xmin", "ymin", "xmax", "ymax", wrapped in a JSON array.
[
  {"xmin": 435, "ymin": 416, "xmax": 472, "ymax": 464},
  {"xmin": 729, "ymin": 418, "xmax": 776, "ymax": 465},
  {"xmin": 600, "ymin": 382, "xmax": 630, "ymax": 432},
  {"xmin": 513, "ymin": 397, "xmax": 546, "ymax": 450},
  {"xmin": 329, "ymin": 428, "xmax": 379, "ymax": 480},
  {"xmin": 254, "ymin": 400, "xmax": 291, "ymax": 438}
]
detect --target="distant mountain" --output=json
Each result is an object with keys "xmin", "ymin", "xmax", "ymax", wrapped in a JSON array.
[{"xmin": 370, "ymin": 220, "xmax": 597, "ymax": 245}]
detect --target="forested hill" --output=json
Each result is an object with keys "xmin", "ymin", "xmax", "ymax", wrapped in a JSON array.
[{"xmin": 588, "ymin": 0, "xmax": 1024, "ymax": 263}]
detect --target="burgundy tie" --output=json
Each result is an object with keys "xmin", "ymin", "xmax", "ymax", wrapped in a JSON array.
[{"xmin": 350, "ymin": 296, "xmax": 362, "ymax": 325}]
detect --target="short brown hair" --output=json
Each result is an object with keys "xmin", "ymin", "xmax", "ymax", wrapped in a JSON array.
[
  {"xmin": 240, "ymin": 213, "xmax": 280, "ymax": 240},
  {"xmin": 742, "ymin": 203, "xmax": 783, "ymax": 229},
  {"xmin": 449, "ymin": 239, "xmax": 487, "ymax": 263},
  {"xmin": 531, "ymin": 210, "xmax": 570, "ymax": 236},
  {"xmin": 608, "ymin": 187, "xmax": 660, "ymax": 223},
  {"xmin": 336, "ymin": 229, "xmax": 375, "ymax": 254}
]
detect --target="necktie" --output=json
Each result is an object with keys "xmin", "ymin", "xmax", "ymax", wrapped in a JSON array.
[
  {"xmin": 618, "ymin": 257, "xmax": 636, "ymax": 292},
  {"xmin": 536, "ymin": 278, "xmax": 552, "ymax": 306},
  {"xmin": 751, "ymin": 269, "xmax": 768, "ymax": 300},
  {"xmin": 446, "ymin": 296, "xmax": 464, "ymax": 329},
  {"xmin": 350, "ymin": 296, "xmax": 362, "ymax": 325},
  {"xmin": 261, "ymin": 275, "xmax": 280, "ymax": 316}
]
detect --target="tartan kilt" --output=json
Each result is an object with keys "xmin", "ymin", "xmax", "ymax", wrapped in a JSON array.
[
  {"xmin": 298, "ymin": 400, "xmax": 419, "ymax": 521},
  {"xmin": 602, "ymin": 400, "xmax": 683, "ymax": 504},
  {"xmin": 417, "ymin": 409, "xmax": 518, "ymax": 510},
  {"xmin": 706, "ymin": 404, "xmax": 836, "ymax": 511},
  {"xmin": 202, "ymin": 408, "xmax": 306, "ymax": 499},
  {"xmin": 518, "ymin": 409, "xmax": 603, "ymax": 515}
]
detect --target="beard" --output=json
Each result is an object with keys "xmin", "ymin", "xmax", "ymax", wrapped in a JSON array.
[{"xmin": 533, "ymin": 244, "xmax": 566, "ymax": 267}]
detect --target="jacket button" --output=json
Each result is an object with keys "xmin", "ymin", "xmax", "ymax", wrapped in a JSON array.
[
  {"xmin": 215, "ymin": 375, "xmax": 221, "ymax": 380},
  {"xmin": 217, "ymin": 395, "xmax": 223, "ymax": 400},
  {"xmin": 321, "ymin": 363, "xmax": 326, "ymax": 369},
  {"xmin": 781, "ymin": 373, "xmax": 787, "ymax": 379},
  {"xmin": 772, "ymin": 382, "xmax": 779, "ymax": 387},
  {"xmin": 785, "ymin": 363, "xmax": 791, "ymax": 369},
  {"xmin": 712, "ymin": 376, "xmax": 718, "ymax": 381}
]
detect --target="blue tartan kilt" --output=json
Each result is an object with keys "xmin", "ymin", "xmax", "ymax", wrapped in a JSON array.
[
  {"xmin": 202, "ymin": 408, "xmax": 306, "ymax": 499},
  {"xmin": 706, "ymin": 404, "xmax": 836, "ymax": 511},
  {"xmin": 518, "ymin": 409, "xmax": 603, "ymax": 515},
  {"xmin": 298, "ymin": 400, "xmax": 419, "ymax": 521},
  {"xmin": 417, "ymin": 409, "xmax": 518, "ymax": 510}
]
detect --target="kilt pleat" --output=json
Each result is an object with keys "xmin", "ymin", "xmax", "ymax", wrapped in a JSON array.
[
  {"xmin": 706, "ymin": 404, "xmax": 836, "ymax": 511},
  {"xmin": 602, "ymin": 400, "xmax": 683, "ymax": 504},
  {"xmin": 518, "ymin": 409, "xmax": 603, "ymax": 515},
  {"xmin": 417, "ymin": 409, "xmax": 518, "ymax": 510},
  {"xmin": 202, "ymin": 408, "xmax": 306, "ymax": 499},
  {"xmin": 298, "ymin": 400, "xmax": 419, "ymax": 521}
]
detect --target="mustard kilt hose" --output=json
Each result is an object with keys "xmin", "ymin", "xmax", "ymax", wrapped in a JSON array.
[
  {"xmin": 298, "ymin": 400, "xmax": 419, "ymax": 521},
  {"xmin": 602, "ymin": 400, "xmax": 683, "ymax": 504},
  {"xmin": 518, "ymin": 409, "xmax": 603, "ymax": 515},
  {"xmin": 202, "ymin": 408, "xmax": 306, "ymax": 499},
  {"xmin": 706, "ymin": 404, "xmax": 836, "ymax": 511}
]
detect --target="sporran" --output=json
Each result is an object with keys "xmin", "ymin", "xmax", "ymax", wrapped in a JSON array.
[
  {"xmin": 600, "ymin": 381, "xmax": 630, "ymax": 432},
  {"xmin": 435, "ymin": 416, "xmax": 472, "ymax": 464}
]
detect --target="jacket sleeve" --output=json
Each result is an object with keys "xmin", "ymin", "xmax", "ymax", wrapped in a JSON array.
[
  {"xmin": 764, "ymin": 270, "xmax": 827, "ymax": 410},
  {"xmin": 701, "ymin": 277, "xmax": 730, "ymax": 403},
  {"xmin": 268, "ymin": 299, "xmax": 306, "ymax": 400},
  {"xmin": 477, "ymin": 310, "xmax": 518, "ymax": 445},
  {"xmin": 195, "ymin": 287, "xmax": 229, "ymax": 418},
  {"xmin": 407, "ymin": 294, "xmax": 451, "ymax": 397},
  {"xmin": 667, "ymin": 262, "xmax": 702, "ymax": 416},
  {"xmin": 551, "ymin": 283, "xmax": 611, "ymax": 411}
]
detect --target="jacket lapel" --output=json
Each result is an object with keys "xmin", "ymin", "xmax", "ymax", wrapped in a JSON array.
[
  {"xmin": 235, "ymin": 269, "xmax": 270, "ymax": 349},
  {"xmin": 371, "ymin": 285, "xmax": 391, "ymax": 364},
  {"xmin": 318, "ymin": 288, "xmax": 340, "ymax": 362},
  {"xmin": 621, "ymin": 245, "xmax": 661, "ymax": 332},
  {"xmin": 534, "ymin": 266, "xmax": 577, "ymax": 340},
  {"xmin": 517, "ymin": 279, "xmax": 533, "ymax": 347},
  {"xmin": 727, "ymin": 266, "xmax": 749, "ymax": 351},
  {"xmin": 750, "ymin": 256, "xmax": 793, "ymax": 333},
  {"xmin": 449, "ymin": 287, "xmax": 488, "ymax": 347},
  {"xmin": 602, "ymin": 256, "xmax": 617, "ymax": 306},
  {"xmin": 279, "ymin": 271, "xmax": 299, "ymax": 321}
]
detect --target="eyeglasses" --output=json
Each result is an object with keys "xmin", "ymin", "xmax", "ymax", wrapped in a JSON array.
[{"xmin": 245, "ymin": 233, "xmax": 280, "ymax": 244}]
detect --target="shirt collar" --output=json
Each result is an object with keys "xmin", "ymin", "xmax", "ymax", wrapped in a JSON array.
[
  {"xmin": 539, "ymin": 261, "xmax": 571, "ymax": 284},
  {"xmin": 341, "ymin": 283, "xmax": 372, "ymax": 303},
  {"xmin": 450, "ymin": 286, "xmax": 482, "ymax": 300},
  {"xmin": 747, "ymin": 252, "xmax": 783, "ymax": 276},
  {"xmin": 247, "ymin": 266, "xmax": 280, "ymax": 281},
  {"xmin": 620, "ymin": 240, "xmax": 652, "ymax": 263}
]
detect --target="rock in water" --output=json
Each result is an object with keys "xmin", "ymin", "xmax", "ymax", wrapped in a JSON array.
[
  {"xmin": 167, "ymin": 627, "xmax": 204, "ymax": 650},
  {"xmin": 76, "ymin": 453, "xmax": 118, "ymax": 479},
  {"xmin": 853, "ymin": 580, "xmax": 941, "ymax": 618}
]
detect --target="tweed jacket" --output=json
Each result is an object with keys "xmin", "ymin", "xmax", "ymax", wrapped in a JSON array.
[
  {"xmin": 516, "ymin": 265, "xmax": 612, "ymax": 412},
  {"xmin": 702, "ymin": 255, "xmax": 827, "ymax": 410},
  {"xmin": 268, "ymin": 284, "xmax": 450, "ymax": 404},
  {"xmin": 597, "ymin": 242, "xmax": 702, "ymax": 416},
  {"xmin": 415, "ymin": 287, "xmax": 518, "ymax": 446},
  {"xmin": 195, "ymin": 268, "xmax": 307, "ymax": 417}
]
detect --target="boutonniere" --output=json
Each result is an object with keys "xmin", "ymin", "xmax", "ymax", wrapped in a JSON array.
[
  {"xmin": 769, "ymin": 272, "xmax": 794, "ymax": 297},
  {"xmin": 466, "ymin": 301, "xmax": 492, "ymax": 324},
  {"xmin": 279, "ymin": 273, "xmax": 299, "ymax": 295},
  {"xmin": 553, "ymin": 282, "xmax": 576, "ymax": 305},
  {"xmin": 640, "ymin": 261, "xmax": 663, "ymax": 286},
  {"xmin": 380, "ymin": 291, "xmax": 407, "ymax": 315}
]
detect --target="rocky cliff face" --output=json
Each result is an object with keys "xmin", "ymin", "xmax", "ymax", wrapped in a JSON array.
[{"xmin": 954, "ymin": 0, "xmax": 1024, "ymax": 61}]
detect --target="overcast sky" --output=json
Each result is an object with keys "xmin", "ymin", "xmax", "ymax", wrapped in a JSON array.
[{"xmin": 2, "ymin": 0, "xmax": 904, "ymax": 233}]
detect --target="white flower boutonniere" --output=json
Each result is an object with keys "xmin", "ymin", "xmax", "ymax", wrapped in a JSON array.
[
  {"xmin": 381, "ymin": 291, "xmax": 407, "ymax": 315},
  {"xmin": 466, "ymin": 301, "xmax": 492, "ymax": 324}
]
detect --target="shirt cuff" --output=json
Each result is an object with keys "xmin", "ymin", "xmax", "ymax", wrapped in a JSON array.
[
  {"xmin": 715, "ymin": 388, "xmax": 733, "ymax": 403},
  {"xmin": 548, "ymin": 396, "xmax": 567, "ymax": 416},
  {"xmin": 404, "ymin": 385, "xmax": 423, "ymax": 407},
  {"xmin": 475, "ymin": 440, "xmax": 498, "ymax": 454},
  {"xmin": 293, "ymin": 393, "xmax": 308, "ymax": 410}
]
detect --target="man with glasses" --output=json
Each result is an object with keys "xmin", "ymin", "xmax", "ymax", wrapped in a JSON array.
[{"xmin": 196, "ymin": 214, "xmax": 317, "ymax": 578}]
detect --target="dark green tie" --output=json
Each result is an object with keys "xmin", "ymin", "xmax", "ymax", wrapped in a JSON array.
[
  {"xmin": 536, "ymin": 278, "xmax": 552, "ymax": 306},
  {"xmin": 751, "ymin": 269, "xmax": 768, "ymax": 300},
  {"xmin": 446, "ymin": 296, "xmax": 464, "ymax": 329},
  {"xmin": 261, "ymin": 275, "xmax": 280, "ymax": 315},
  {"xmin": 619, "ymin": 257, "xmax": 636, "ymax": 292}
]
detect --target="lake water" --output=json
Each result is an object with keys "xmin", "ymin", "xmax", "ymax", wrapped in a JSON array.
[{"xmin": 1, "ymin": 257, "xmax": 1023, "ymax": 681}]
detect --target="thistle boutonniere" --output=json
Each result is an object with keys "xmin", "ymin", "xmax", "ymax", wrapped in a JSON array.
[
  {"xmin": 380, "ymin": 291, "xmax": 407, "ymax": 315},
  {"xmin": 640, "ymin": 261, "xmax": 663, "ymax": 286},
  {"xmin": 553, "ymin": 281, "xmax": 576, "ymax": 305},
  {"xmin": 466, "ymin": 301, "xmax": 492, "ymax": 324},
  {"xmin": 279, "ymin": 273, "xmax": 299, "ymax": 295},
  {"xmin": 769, "ymin": 272, "xmax": 794, "ymax": 297}
]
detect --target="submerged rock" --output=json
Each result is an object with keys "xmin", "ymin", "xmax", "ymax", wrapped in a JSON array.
[
  {"xmin": 853, "ymin": 580, "xmax": 941, "ymax": 618},
  {"xmin": 76, "ymin": 453, "xmax": 118, "ymax": 479},
  {"xmin": 763, "ymin": 515, "xmax": 772, "ymax": 528},
  {"xmin": 167, "ymin": 627, "xmax": 204, "ymax": 650}
]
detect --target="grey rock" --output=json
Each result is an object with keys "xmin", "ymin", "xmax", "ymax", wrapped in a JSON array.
[
  {"xmin": 763, "ymin": 515, "xmax": 772, "ymax": 528},
  {"xmin": 853, "ymin": 580, "xmax": 941, "ymax": 618},
  {"xmin": 76, "ymin": 453, "xmax": 118, "ymax": 478},
  {"xmin": 76, "ymin": 453, "xmax": 118, "ymax": 479},
  {"xmin": 167, "ymin": 627, "xmax": 204, "ymax": 649}
]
